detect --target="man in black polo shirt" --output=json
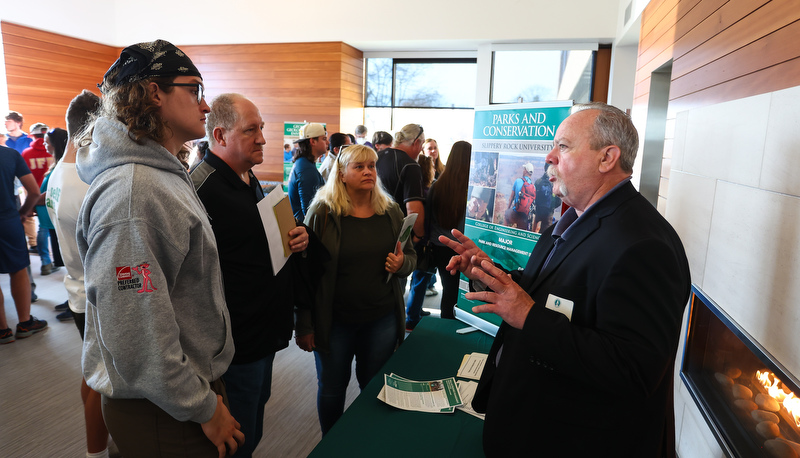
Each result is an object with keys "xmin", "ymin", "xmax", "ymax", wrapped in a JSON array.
[
  {"xmin": 375, "ymin": 123, "xmax": 426, "ymax": 242},
  {"xmin": 191, "ymin": 93, "xmax": 310, "ymax": 457},
  {"xmin": 376, "ymin": 124, "xmax": 427, "ymax": 326}
]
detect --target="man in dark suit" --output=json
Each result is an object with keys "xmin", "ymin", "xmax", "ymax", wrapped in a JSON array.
[{"xmin": 440, "ymin": 103, "xmax": 690, "ymax": 457}]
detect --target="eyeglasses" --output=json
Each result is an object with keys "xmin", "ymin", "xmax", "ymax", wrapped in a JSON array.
[
  {"xmin": 160, "ymin": 82, "xmax": 205, "ymax": 104},
  {"xmin": 412, "ymin": 124, "xmax": 424, "ymax": 144}
]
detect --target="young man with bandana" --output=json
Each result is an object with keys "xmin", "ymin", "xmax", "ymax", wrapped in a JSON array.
[{"xmin": 76, "ymin": 40, "xmax": 243, "ymax": 457}]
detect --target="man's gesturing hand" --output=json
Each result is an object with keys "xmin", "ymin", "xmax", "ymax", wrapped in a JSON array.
[
  {"xmin": 438, "ymin": 229, "xmax": 493, "ymax": 281},
  {"xmin": 466, "ymin": 260, "xmax": 534, "ymax": 330}
]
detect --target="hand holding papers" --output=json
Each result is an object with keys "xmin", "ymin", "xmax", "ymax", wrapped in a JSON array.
[
  {"xmin": 257, "ymin": 186, "xmax": 296, "ymax": 275},
  {"xmin": 386, "ymin": 213, "xmax": 418, "ymax": 282}
]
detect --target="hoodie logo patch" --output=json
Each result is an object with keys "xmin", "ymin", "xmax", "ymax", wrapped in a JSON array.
[{"xmin": 116, "ymin": 264, "xmax": 158, "ymax": 293}]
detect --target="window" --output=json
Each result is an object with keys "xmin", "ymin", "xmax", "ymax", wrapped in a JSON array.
[
  {"xmin": 366, "ymin": 58, "xmax": 477, "ymax": 108},
  {"xmin": 491, "ymin": 50, "xmax": 595, "ymax": 104},
  {"xmin": 364, "ymin": 58, "xmax": 477, "ymax": 164}
]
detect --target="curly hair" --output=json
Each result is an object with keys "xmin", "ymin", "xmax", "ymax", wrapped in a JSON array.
[{"xmin": 78, "ymin": 73, "xmax": 176, "ymax": 147}]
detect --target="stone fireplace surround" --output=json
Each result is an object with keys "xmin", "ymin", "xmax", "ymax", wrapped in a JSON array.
[{"xmin": 666, "ymin": 85, "xmax": 800, "ymax": 458}]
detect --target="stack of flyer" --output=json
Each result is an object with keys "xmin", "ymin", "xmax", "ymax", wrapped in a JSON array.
[
  {"xmin": 377, "ymin": 352, "xmax": 489, "ymax": 419},
  {"xmin": 454, "ymin": 352, "xmax": 488, "ymax": 420}
]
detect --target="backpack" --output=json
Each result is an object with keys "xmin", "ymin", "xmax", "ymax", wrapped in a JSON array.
[{"xmin": 515, "ymin": 178, "xmax": 536, "ymax": 213}]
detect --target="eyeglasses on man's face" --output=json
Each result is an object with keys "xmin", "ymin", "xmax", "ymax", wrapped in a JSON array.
[{"xmin": 160, "ymin": 82, "xmax": 205, "ymax": 104}]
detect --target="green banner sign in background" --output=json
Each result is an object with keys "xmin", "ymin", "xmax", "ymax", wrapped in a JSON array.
[{"xmin": 456, "ymin": 102, "xmax": 572, "ymax": 334}]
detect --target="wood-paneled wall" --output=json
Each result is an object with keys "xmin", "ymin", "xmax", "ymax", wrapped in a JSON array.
[
  {"xmin": 1, "ymin": 22, "xmax": 116, "ymax": 132},
  {"xmin": 636, "ymin": 0, "xmax": 800, "ymax": 116},
  {"xmin": 181, "ymin": 42, "xmax": 364, "ymax": 181},
  {"xmin": 633, "ymin": 0, "xmax": 800, "ymax": 209},
  {"xmin": 2, "ymin": 23, "xmax": 365, "ymax": 182}
]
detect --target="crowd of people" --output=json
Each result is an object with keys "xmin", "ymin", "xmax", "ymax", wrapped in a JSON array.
[{"xmin": 0, "ymin": 39, "xmax": 691, "ymax": 458}]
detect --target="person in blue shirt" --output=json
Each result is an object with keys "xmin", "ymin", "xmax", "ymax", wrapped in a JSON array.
[
  {"xmin": 0, "ymin": 145, "xmax": 47, "ymax": 344},
  {"xmin": 282, "ymin": 143, "xmax": 292, "ymax": 162},
  {"xmin": 503, "ymin": 162, "xmax": 535, "ymax": 230},
  {"xmin": 288, "ymin": 123, "xmax": 328, "ymax": 220},
  {"xmin": 4, "ymin": 111, "xmax": 32, "ymax": 153}
]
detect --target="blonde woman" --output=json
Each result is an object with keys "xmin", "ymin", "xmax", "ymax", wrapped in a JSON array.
[
  {"xmin": 296, "ymin": 144, "xmax": 416, "ymax": 435},
  {"xmin": 422, "ymin": 138, "xmax": 445, "ymax": 178}
]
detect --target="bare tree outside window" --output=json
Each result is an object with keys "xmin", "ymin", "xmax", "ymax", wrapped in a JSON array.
[{"xmin": 365, "ymin": 58, "xmax": 475, "ymax": 109}]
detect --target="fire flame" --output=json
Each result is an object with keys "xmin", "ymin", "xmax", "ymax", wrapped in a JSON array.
[{"xmin": 756, "ymin": 370, "xmax": 800, "ymax": 427}]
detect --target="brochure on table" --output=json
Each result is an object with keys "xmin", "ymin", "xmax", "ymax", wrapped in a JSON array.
[{"xmin": 377, "ymin": 352, "xmax": 489, "ymax": 419}]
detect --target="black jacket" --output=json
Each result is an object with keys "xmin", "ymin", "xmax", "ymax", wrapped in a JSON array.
[{"xmin": 473, "ymin": 181, "xmax": 690, "ymax": 457}]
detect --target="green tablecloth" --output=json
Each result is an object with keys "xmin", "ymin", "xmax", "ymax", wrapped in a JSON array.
[{"xmin": 309, "ymin": 317, "xmax": 495, "ymax": 457}]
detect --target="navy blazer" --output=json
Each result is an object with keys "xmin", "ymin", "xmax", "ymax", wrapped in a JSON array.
[{"xmin": 472, "ymin": 181, "xmax": 690, "ymax": 458}]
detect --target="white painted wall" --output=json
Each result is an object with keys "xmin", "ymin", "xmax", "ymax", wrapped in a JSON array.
[
  {"xmin": 607, "ymin": 44, "xmax": 638, "ymax": 112},
  {"xmin": 0, "ymin": 0, "xmax": 621, "ymax": 50},
  {"xmin": 667, "ymin": 86, "xmax": 800, "ymax": 458}
]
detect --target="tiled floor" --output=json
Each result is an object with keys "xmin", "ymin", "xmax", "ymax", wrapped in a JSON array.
[{"xmin": 1, "ymin": 251, "xmax": 445, "ymax": 457}]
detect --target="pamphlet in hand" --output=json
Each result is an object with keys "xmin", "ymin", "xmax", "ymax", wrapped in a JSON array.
[
  {"xmin": 257, "ymin": 186, "xmax": 295, "ymax": 275},
  {"xmin": 386, "ymin": 212, "xmax": 418, "ymax": 283},
  {"xmin": 378, "ymin": 373, "xmax": 462, "ymax": 413}
]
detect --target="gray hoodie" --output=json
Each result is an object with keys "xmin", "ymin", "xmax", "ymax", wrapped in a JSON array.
[{"xmin": 76, "ymin": 117, "xmax": 234, "ymax": 423}]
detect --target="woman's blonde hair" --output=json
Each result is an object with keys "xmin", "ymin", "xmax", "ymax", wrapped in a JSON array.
[
  {"xmin": 423, "ymin": 138, "xmax": 445, "ymax": 176},
  {"xmin": 310, "ymin": 144, "xmax": 394, "ymax": 216}
]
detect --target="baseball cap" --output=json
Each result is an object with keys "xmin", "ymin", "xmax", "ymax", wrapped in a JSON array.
[
  {"xmin": 523, "ymin": 163, "xmax": 534, "ymax": 173},
  {"xmin": 293, "ymin": 123, "xmax": 326, "ymax": 143},
  {"xmin": 30, "ymin": 123, "xmax": 49, "ymax": 135}
]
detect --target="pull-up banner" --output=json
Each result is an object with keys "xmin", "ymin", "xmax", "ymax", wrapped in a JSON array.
[{"xmin": 455, "ymin": 101, "xmax": 572, "ymax": 336}]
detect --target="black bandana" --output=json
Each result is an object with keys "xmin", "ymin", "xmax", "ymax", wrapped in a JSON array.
[{"xmin": 101, "ymin": 39, "xmax": 201, "ymax": 89}]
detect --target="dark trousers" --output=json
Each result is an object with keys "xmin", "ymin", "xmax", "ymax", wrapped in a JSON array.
[
  {"xmin": 432, "ymin": 244, "xmax": 459, "ymax": 319},
  {"xmin": 101, "ymin": 379, "xmax": 227, "ymax": 457},
  {"xmin": 49, "ymin": 229, "xmax": 63, "ymax": 266},
  {"xmin": 314, "ymin": 312, "xmax": 396, "ymax": 435},
  {"xmin": 222, "ymin": 354, "xmax": 276, "ymax": 457}
]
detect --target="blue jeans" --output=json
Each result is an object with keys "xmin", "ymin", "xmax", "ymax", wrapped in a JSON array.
[
  {"xmin": 314, "ymin": 312, "xmax": 397, "ymax": 435},
  {"xmin": 222, "ymin": 354, "xmax": 276, "ymax": 457},
  {"xmin": 36, "ymin": 225, "xmax": 52, "ymax": 265},
  {"xmin": 406, "ymin": 269, "xmax": 433, "ymax": 325}
]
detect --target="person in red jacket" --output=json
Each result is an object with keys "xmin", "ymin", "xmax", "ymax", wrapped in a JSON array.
[
  {"xmin": 21, "ymin": 123, "xmax": 52, "ymax": 186},
  {"xmin": 20, "ymin": 123, "xmax": 50, "ymax": 255}
]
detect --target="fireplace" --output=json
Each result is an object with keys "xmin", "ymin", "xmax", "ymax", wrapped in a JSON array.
[{"xmin": 680, "ymin": 286, "xmax": 800, "ymax": 457}]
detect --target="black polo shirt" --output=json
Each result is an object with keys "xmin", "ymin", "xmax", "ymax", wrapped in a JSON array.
[
  {"xmin": 375, "ymin": 148, "xmax": 424, "ymax": 214},
  {"xmin": 191, "ymin": 151, "xmax": 293, "ymax": 363}
]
